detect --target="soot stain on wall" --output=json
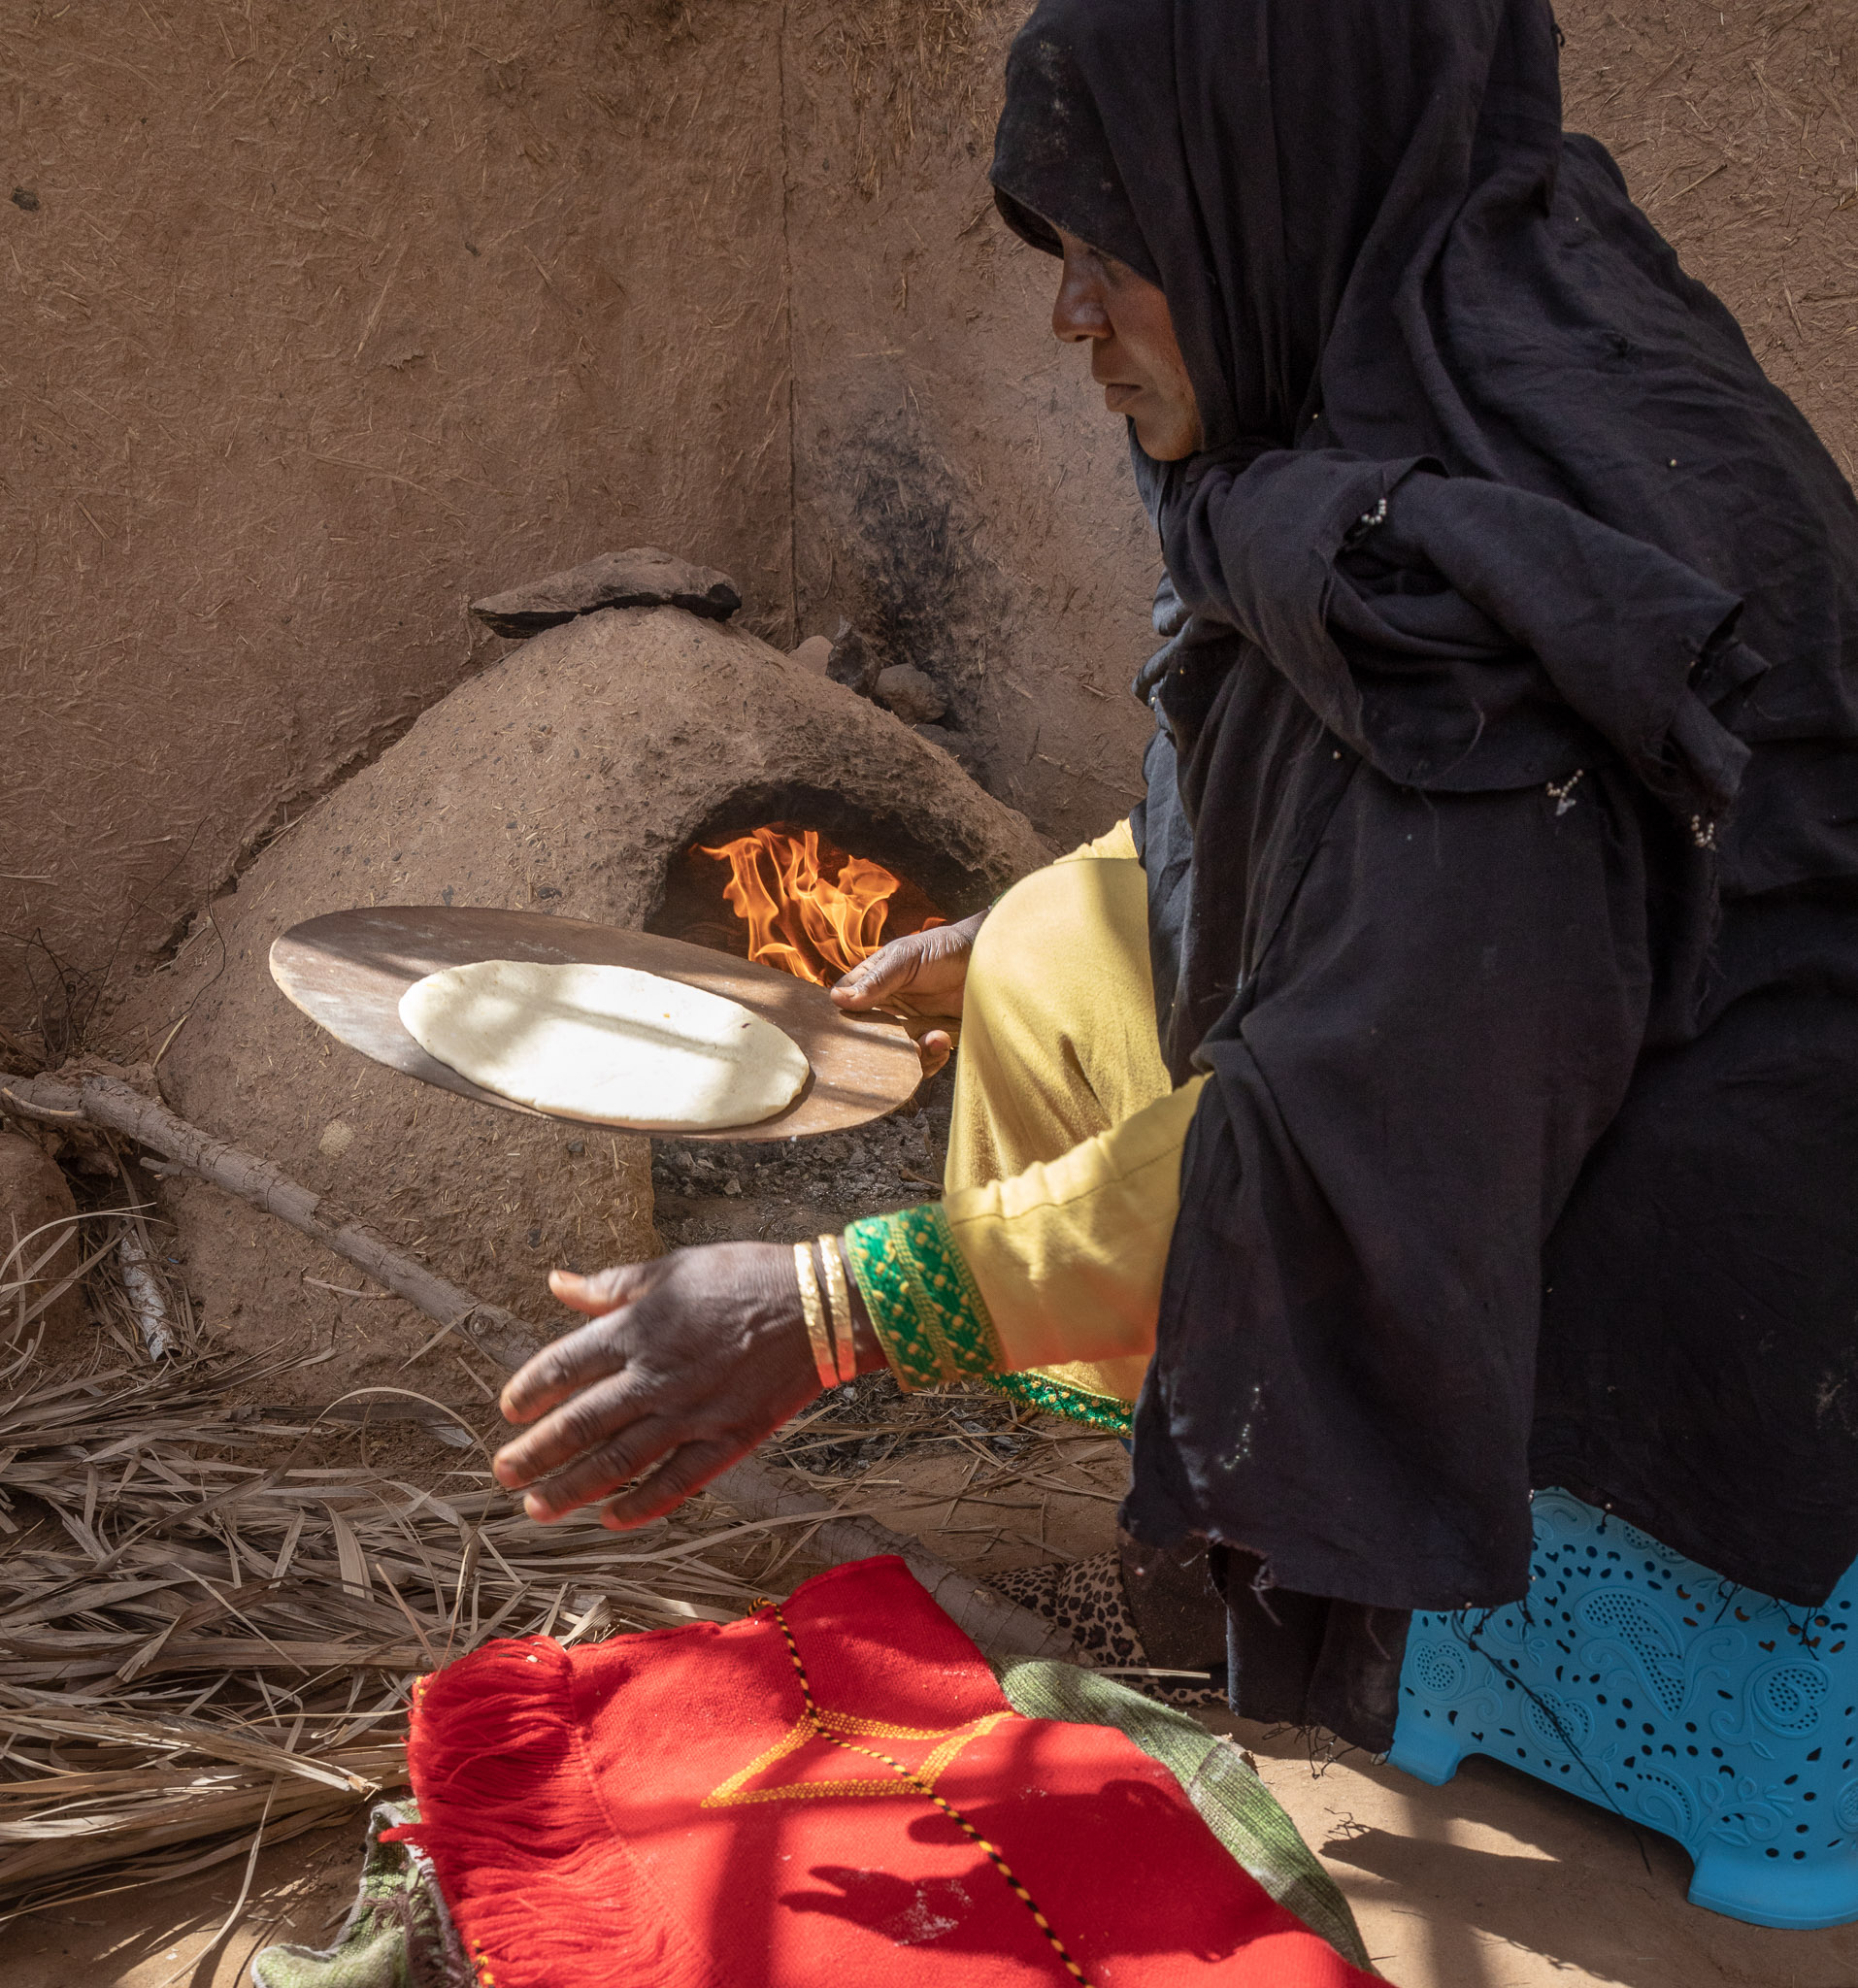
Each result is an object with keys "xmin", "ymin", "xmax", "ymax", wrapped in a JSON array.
[{"xmin": 822, "ymin": 416, "xmax": 1010, "ymax": 767}]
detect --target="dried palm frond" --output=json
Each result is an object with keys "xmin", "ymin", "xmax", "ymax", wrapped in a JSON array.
[
  {"xmin": 0, "ymin": 1331, "xmax": 887, "ymax": 1923},
  {"xmin": 0, "ymin": 1187, "xmax": 199, "ymax": 1369},
  {"xmin": 770, "ymin": 1371, "xmax": 1129, "ymax": 1511},
  {"xmin": 0, "ymin": 1209, "xmax": 99, "ymax": 1353},
  {"xmin": 0, "ymin": 1172, "xmax": 1105, "ymax": 1925}
]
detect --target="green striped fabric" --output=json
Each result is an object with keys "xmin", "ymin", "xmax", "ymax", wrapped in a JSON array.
[{"xmin": 997, "ymin": 1658, "xmax": 1375, "ymax": 1973}]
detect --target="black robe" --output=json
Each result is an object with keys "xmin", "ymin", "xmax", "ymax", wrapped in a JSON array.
[{"xmin": 992, "ymin": 0, "xmax": 1858, "ymax": 1749}]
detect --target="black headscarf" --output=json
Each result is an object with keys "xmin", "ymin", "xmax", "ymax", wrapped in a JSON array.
[
  {"xmin": 992, "ymin": 0, "xmax": 1858, "ymax": 869},
  {"xmin": 992, "ymin": 0, "xmax": 1858, "ymax": 1747}
]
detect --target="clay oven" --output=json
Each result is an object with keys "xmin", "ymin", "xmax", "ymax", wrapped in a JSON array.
[{"xmin": 114, "ymin": 557, "xmax": 1050, "ymax": 1388}]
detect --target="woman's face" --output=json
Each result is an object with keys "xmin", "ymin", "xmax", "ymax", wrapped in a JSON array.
[{"xmin": 1051, "ymin": 227, "xmax": 1204, "ymax": 460}]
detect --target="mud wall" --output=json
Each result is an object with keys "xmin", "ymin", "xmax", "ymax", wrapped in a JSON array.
[
  {"xmin": 7, "ymin": 0, "xmax": 1858, "ymax": 1033},
  {"xmin": 781, "ymin": 0, "xmax": 1162, "ymax": 850},
  {"xmin": 1560, "ymin": 0, "xmax": 1858, "ymax": 488},
  {"xmin": 2, "ymin": 0, "xmax": 793, "ymax": 1034}
]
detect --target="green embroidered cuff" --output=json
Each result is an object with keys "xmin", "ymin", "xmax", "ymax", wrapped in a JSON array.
[
  {"xmin": 989, "ymin": 1371, "xmax": 1133, "ymax": 1437},
  {"xmin": 842, "ymin": 1204, "xmax": 1005, "ymax": 1390}
]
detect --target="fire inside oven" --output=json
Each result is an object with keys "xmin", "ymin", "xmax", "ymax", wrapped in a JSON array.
[{"xmin": 664, "ymin": 824, "xmax": 946, "ymax": 985}]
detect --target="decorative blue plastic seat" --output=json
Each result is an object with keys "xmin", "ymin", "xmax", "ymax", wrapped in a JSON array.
[{"xmin": 1388, "ymin": 1487, "xmax": 1858, "ymax": 1931}]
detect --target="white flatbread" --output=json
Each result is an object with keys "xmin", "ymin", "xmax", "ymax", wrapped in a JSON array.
[{"xmin": 398, "ymin": 959, "xmax": 810, "ymax": 1130}]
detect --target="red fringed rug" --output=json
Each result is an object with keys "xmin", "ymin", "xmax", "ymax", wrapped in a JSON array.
[{"xmin": 393, "ymin": 1555, "xmax": 1379, "ymax": 1987}]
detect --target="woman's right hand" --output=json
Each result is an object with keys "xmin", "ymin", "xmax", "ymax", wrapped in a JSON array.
[{"xmin": 830, "ymin": 910, "xmax": 987, "ymax": 1077}]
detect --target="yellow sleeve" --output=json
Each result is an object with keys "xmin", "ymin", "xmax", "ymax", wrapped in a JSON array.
[
  {"xmin": 1055, "ymin": 816, "xmax": 1139, "ymax": 864},
  {"xmin": 941, "ymin": 1074, "xmax": 1205, "ymax": 1373}
]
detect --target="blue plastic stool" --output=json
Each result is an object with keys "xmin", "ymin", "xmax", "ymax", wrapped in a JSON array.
[{"xmin": 1388, "ymin": 1487, "xmax": 1858, "ymax": 1931}]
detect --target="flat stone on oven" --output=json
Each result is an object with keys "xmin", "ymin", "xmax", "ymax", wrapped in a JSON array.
[{"xmin": 471, "ymin": 547, "xmax": 741, "ymax": 638}]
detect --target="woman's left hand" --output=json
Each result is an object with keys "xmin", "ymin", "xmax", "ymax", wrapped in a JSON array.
[{"xmin": 492, "ymin": 1243, "xmax": 821, "ymax": 1529}]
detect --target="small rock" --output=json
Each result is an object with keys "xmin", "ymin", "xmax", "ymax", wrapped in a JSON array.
[
  {"xmin": 875, "ymin": 665, "xmax": 946, "ymax": 724},
  {"xmin": 827, "ymin": 623, "xmax": 878, "ymax": 696},
  {"xmin": 471, "ymin": 547, "xmax": 741, "ymax": 640},
  {"xmin": 317, "ymin": 1119, "xmax": 355, "ymax": 1158},
  {"xmin": 0, "ymin": 1133, "xmax": 84, "ymax": 1350},
  {"xmin": 789, "ymin": 635, "xmax": 834, "ymax": 675}
]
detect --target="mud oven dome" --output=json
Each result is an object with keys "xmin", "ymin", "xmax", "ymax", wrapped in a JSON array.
[
  {"xmin": 119, "ymin": 550, "xmax": 1050, "ymax": 1354},
  {"xmin": 470, "ymin": 546, "xmax": 1024, "ymax": 973}
]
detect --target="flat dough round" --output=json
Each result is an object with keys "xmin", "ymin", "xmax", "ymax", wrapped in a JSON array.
[{"xmin": 398, "ymin": 959, "xmax": 811, "ymax": 1130}]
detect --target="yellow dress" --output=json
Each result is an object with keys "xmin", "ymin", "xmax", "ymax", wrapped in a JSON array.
[{"xmin": 843, "ymin": 820, "xmax": 1198, "ymax": 1431}]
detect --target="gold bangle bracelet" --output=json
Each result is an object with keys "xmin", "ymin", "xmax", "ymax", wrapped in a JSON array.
[
  {"xmin": 818, "ymin": 1234, "xmax": 856, "ymax": 1384},
  {"xmin": 792, "ymin": 1241, "xmax": 836, "ymax": 1393}
]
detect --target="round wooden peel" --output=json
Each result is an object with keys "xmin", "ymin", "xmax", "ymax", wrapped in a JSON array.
[{"xmin": 269, "ymin": 906, "xmax": 923, "ymax": 1142}]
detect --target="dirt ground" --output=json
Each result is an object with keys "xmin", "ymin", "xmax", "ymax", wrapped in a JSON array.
[
  {"xmin": 12, "ymin": 1073, "xmax": 1858, "ymax": 1985},
  {"xmin": 16, "ymin": 1582, "xmax": 1858, "ymax": 1988}
]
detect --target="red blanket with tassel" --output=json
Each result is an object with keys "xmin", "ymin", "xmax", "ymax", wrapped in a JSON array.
[{"xmin": 393, "ymin": 1555, "xmax": 1378, "ymax": 1987}]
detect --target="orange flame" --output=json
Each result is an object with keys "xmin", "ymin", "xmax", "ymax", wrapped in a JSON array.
[{"xmin": 695, "ymin": 826, "xmax": 944, "ymax": 985}]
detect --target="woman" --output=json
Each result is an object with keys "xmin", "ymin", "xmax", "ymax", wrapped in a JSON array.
[{"xmin": 492, "ymin": 0, "xmax": 1858, "ymax": 1749}]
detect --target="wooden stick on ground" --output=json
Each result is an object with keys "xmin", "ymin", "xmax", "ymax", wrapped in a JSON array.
[
  {"xmin": 0, "ymin": 1071, "xmax": 1077, "ymax": 1660},
  {"xmin": 3, "ymin": 1074, "xmax": 546, "ymax": 1372}
]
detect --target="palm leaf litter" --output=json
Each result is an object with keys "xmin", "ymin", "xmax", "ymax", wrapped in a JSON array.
[
  {"xmin": 0, "ymin": 1183, "xmax": 1100, "ymax": 1926},
  {"xmin": 0, "ymin": 1221, "xmax": 898, "ymax": 1925}
]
